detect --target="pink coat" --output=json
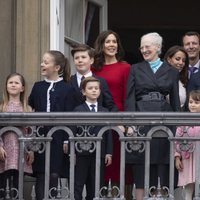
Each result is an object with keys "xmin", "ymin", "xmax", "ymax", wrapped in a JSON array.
[{"xmin": 175, "ymin": 126, "xmax": 200, "ymax": 186}]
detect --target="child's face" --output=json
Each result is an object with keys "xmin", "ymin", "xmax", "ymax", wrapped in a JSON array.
[
  {"xmin": 189, "ymin": 97, "xmax": 200, "ymax": 112},
  {"xmin": 82, "ymin": 81, "xmax": 100, "ymax": 102},
  {"xmin": 41, "ymin": 53, "xmax": 60, "ymax": 79},
  {"xmin": 73, "ymin": 51, "xmax": 94, "ymax": 75},
  {"xmin": 7, "ymin": 75, "xmax": 24, "ymax": 97}
]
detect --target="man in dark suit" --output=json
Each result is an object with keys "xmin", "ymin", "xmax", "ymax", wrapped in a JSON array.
[
  {"xmin": 73, "ymin": 77, "xmax": 113, "ymax": 200},
  {"xmin": 68, "ymin": 44, "xmax": 118, "ymax": 111},
  {"xmin": 182, "ymin": 31, "xmax": 200, "ymax": 79}
]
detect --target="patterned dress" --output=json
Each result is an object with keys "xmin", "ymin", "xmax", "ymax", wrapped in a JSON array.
[
  {"xmin": 175, "ymin": 126, "xmax": 200, "ymax": 186},
  {"xmin": 0, "ymin": 101, "xmax": 32, "ymax": 174}
]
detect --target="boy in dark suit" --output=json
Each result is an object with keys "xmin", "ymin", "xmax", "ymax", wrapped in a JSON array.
[
  {"xmin": 68, "ymin": 44, "xmax": 117, "ymax": 111},
  {"xmin": 74, "ymin": 77, "xmax": 113, "ymax": 200}
]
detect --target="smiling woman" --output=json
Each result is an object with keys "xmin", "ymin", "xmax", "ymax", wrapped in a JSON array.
[
  {"xmin": 91, "ymin": 30, "xmax": 131, "ymax": 189},
  {"xmin": 125, "ymin": 32, "xmax": 180, "ymax": 200},
  {"xmin": 164, "ymin": 45, "xmax": 189, "ymax": 110}
]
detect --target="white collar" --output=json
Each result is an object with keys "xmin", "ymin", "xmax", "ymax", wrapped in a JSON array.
[
  {"xmin": 189, "ymin": 59, "xmax": 200, "ymax": 69},
  {"xmin": 76, "ymin": 71, "xmax": 93, "ymax": 79},
  {"xmin": 85, "ymin": 101, "xmax": 98, "ymax": 111},
  {"xmin": 44, "ymin": 77, "xmax": 63, "ymax": 83}
]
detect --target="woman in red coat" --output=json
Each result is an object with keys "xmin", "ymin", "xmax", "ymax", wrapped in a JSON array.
[{"xmin": 91, "ymin": 30, "xmax": 131, "ymax": 187}]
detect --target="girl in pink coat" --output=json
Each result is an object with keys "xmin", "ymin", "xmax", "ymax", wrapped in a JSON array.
[{"xmin": 175, "ymin": 90, "xmax": 200, "ymax": 200}]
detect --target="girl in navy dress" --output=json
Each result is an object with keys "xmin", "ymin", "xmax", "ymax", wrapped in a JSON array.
[{"xmin": 29, "ymin": 50, "xmax": 71, "ymax": 200}]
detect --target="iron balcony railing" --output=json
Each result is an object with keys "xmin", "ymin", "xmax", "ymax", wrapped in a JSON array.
[{"xmin": 0, "ymin": 112, "xmax": 200, "ymax": 200}]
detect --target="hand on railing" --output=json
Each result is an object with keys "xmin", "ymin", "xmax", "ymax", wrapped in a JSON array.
[
  {"xmin": 175, "ymin": 156, "xmax": 183, "ymax": 171},
  {"xmin": 26, "ymin": 151, "xmax": 34, "ymax": 165},
  {"xmin": 126, "ymin": 126, "xmax": 136, "ymax": 136},
  {"xmin": 105, "ymin": 154, "xmax": 112, "ymax": 166},
  {"xmin": 0, "ymin": 146, "xmax": 6, "ymax": 161},
  {"xmin": 117, "ymin": 125, "xmax": 125, "ymax": 133},
  {"xmin": 63, "ymin": 142, "xmax": 68, "ymax": 154}
]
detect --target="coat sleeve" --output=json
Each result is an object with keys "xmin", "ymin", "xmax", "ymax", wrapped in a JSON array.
[
  {"xmin": 122, "ymin": 64, "xmax": 131, "ymax": 110},
  {"xmin": 125, "ymin": 65, "xmax": 136, "ymax": 111},
  {"xmin": 104, "ymin": 130, "xmax": 113, "ymax": 155},
  {"xmin": 100, "ymin": 78, "xmax": 118, "ymax": 111},
  {"xmin": 28, "ymin": 83, "xmax": 36, "ymax": 110},
  {"xmin": 169, "ymin": 69, "xmax": 180, "ymax": 111}
]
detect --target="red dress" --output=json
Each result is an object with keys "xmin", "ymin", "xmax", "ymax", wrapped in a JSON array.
[{"xmin": 92, "ymin": 62, "xmax": 131, "ymax": 183}]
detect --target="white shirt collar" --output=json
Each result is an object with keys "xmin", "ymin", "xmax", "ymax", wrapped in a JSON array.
[
  {"xmin": 76, "ymin": 71, "xmax": 93, "ymax": 87},
  {"xmin": 85, "ymin": 101, "xmax": 98, "ymax": 112},
  {"xmin": 189, "ymin": 59, "xmax": 200, "ymax": 69}
]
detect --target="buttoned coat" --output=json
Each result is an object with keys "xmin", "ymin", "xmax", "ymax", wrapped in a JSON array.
[{"xmin": 126, "ymin": 61, "xmax": 180, "ymax": 164}]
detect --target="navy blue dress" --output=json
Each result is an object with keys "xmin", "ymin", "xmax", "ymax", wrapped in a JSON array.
[{"xmin": 29, "ymin": 78, "xmax": 72, "ymax": 177}]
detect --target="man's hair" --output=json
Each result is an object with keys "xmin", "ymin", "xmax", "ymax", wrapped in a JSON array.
[{"xmin": 182, "ymin": 31, "xmax": 200, "ymax": 45}]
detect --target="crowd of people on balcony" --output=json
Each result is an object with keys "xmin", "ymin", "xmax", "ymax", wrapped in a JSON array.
[{"xmin": 0, "ymin": 30, "xmax": 200, "ymax": 200}]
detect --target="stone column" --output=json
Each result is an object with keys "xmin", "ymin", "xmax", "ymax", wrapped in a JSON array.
[
  {"xmin": 0, "ymin": 0, "xmax": 14, "ymax": 99},
  {"xmin": 15, "ymin": 0, "xmax": 50, "ymax": 94}
]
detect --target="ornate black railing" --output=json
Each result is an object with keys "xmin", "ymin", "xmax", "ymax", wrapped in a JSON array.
[{"xmin": 0, "ymin": 112, "xmax": 200, "ymax": 200}]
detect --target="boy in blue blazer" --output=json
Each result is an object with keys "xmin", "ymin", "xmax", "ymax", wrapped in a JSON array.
[{"xmin": 74, "ymin": 77, "xmax": 113, "ymax": 200}]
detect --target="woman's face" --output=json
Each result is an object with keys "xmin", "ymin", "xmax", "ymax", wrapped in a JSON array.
[
  {"xmin": 140, "ymin": 36, "xmax": 160, "ymax": 62},
  {"xmin": 103, "ymin": 34, "xmax": 118, "ymax": 58},
  {"xmin": 167, "ymin": 51, "xmax": 186, "ymax": 72}
]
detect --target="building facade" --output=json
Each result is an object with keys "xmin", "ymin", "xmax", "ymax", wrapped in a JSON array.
[{"xmin": 0, "ymin": 0, "xmax": 200, "ymax": 98}]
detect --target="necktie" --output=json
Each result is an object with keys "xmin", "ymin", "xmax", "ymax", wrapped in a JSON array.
[
  {"xmin": 80, "ymin": 76, "xmax": 85, "ymax": 89},
  {"xmin": 189, "ymin": 66, "xmax": 197, "ymax": 75},
  {"xmin": 90, "ymin": 104, "xmax": 96, "ymax": 112},
  {"xmin": 81, "ymin": 76, "xmax": 85, "ymax": 81}
]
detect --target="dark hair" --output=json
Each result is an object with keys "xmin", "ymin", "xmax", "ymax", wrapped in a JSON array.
[
  {"xmin": 182, "ymin": 31, "xmax": 200, "ymax": 45},
  {"xmin": 47, "ymin": 50, "xmax": 71, "ymax": 82},
  {"xmin": 71, "ymin": 44, "xmax": 94, "ymax": 58},
  {"xmin": 80, "ymin": 76, "xmax": 100, "ymax": 91},
  {"xmin": 189, "ymin": 90, "xmax": 200, "ymax": 101},
  {"xmin": 164, "ymin": 45, "xmax": 189, "ymax": 87},
  {"xmin": 93, "ymin": 30, "xmax": 125, "ymax": 70}
]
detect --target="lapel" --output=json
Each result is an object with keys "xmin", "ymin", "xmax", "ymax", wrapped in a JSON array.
[
  {"xmin": 138, "ymin": 61, "xmax": 171, "ymax": 91},
  {"xmin": 97, "ymin": 105, "xmax": 104, "ymax": 112},
  {"xmin": 139, "ymin": 61, "xmax": 156, "ymax": 83},
  {"xmin": 83, "ymin": 102, "xmax": 92, "ymax": 111},
  {"xmin": 155, "ymin": 61, "xmax": 170, "ymax": 78},
  {"xmin": 71, "ymin": 74, "xmax": 80, "ymax": 92}
]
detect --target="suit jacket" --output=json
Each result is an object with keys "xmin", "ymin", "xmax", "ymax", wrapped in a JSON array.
[
  {"xmin": 125, "ymin": 61, "xmax": 180, "ymax": 164},
  {"xmin": 67, "ymin": 74, "xmax": 118, "ymax": 111},
  {"xmin": 187, "ymin": 69, "xmax": 200, "ymax": 93},
  {"xmin": 73, "ymin": 102, "xmax": 113, "ymax": 157}
]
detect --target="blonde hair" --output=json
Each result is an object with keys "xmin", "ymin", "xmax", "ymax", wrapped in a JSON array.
[{"xmin": 0, "ymin": 73, "xmax": 32, "ymax": 112}]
